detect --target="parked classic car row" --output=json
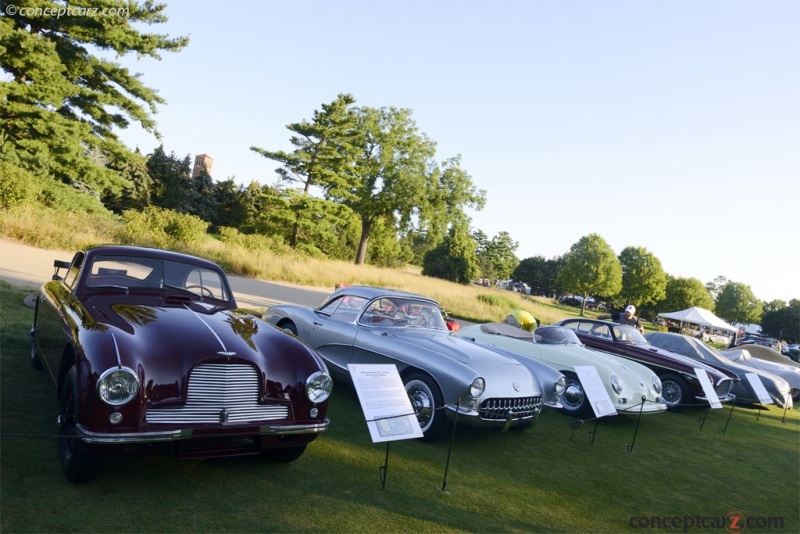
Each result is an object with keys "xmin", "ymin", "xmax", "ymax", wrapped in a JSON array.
[
  {"xmin": 265, "ymin": 285, "xmax": 567, "ymax": 440},
  {"xmin": 28, "ymin": 245, "xmax": 794, "ymax": 483}
]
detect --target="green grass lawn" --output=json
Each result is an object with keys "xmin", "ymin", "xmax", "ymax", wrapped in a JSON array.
[{"xmin": 1, "ymin": 281, "xmax": 798, "ymax": 533}]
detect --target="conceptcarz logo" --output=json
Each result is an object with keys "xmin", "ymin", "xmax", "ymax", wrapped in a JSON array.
[{"xmin": 628, "ymin": 511, "xmax": 785, "ymax": 532}]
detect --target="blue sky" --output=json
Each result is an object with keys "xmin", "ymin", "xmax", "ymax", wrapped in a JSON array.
[{"xmin": 119, "ymin": 0, "xmax": 799, "ymax": 303}]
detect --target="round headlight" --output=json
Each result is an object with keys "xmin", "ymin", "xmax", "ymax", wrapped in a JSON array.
[
  {"xmin": 611, "ymin": 373, "xmax": 623, "ymax": 395},
  {"xmin": 306, "ymin": 371, "xmax": 332, "ymax": 404},
  {"xmin": 554, "ymin": 375, "xmax": 566, "ymax": 396},
  {"xmin": 469, "ymin": 377, "xmax": 485, "ymax": 398},
  {"xmin": 652, "ymin": 374, "xmax": 662, "ymax": 394},
  {"xmin": 97, "ymin": 367, "xmax": 139, "ymax": 406}
]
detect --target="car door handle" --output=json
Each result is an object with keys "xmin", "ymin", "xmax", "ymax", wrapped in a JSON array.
[{"xmin": 313, "ymin": 322, "xmax": 322, "ymax": 326}]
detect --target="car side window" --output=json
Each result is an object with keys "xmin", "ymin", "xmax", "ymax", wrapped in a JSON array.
[
  {"xmin": 318, "ymin": 295, "xmax": 367, "ymax": 322},
  {"xmin": 63, "ymin": 252, "xmax": 84, "ymax": 288},
  {"xmin": 184, "ymin": 268, "xmax": 228, "ymax": 300},
  {"xmin": 588, "ymin": 324, "xmax": 611, "ymax": 339}
]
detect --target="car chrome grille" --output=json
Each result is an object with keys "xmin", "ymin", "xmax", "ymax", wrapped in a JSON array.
[
  {"xmin": 478, "ymin": 396, "xmax": 542, "ymax": 420},
  {"xmin": 146, "ymin": 363, "xmax": 289, "ymax": 424},
  {"xmin": 715, "ymin": 380, "xmax": 733, "ymax": 398}
]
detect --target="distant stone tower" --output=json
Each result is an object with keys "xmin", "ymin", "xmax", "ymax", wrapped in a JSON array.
[{"xmin": 192, "ymin": 154, "xmax": 214, "ymax": 178}]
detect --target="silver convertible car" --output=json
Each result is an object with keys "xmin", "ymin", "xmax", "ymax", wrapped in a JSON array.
[
  {"xmin": 266, "ymin": 286, "xmax": 566, "ymax": 440},
  {"xmin": 454, "ymin": 323, "xmax": 667, "ymax": 418}
]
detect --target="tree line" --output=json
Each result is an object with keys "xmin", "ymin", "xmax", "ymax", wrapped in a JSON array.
[{"xmin": 1, "ymin": 0, "xmax": 795, "ymax": 342}]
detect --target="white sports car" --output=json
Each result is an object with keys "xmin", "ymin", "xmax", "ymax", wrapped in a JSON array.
[{"xmin": 453, "ymin": 323, "xmax": 667, "ymax": 418}]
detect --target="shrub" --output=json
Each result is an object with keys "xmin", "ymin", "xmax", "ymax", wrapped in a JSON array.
[
  {"xmin": 122, "ymin": 206, "xmax": 208, "ymax": 249},
  {"xmin": 0, "ymin": 161, "xmax": 38, "ymax": 209}
]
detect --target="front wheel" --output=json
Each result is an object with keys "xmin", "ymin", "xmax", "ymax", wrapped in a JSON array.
[
  {"xmin": 560, "ymin": 372, "xmax": 589, "ymax": 418},
  {"xmin": 59, "ymin": 367, "xmax": 100, "ymax": 482},
  {"xmin": 405, "ymin": 373, "xmax": 448, "ymax": 441},
  {"xmin": 660, "ymin": 373, "xmax": 690, "ymax": 411},
  {"xmin": 278, "ymin": 320, "xmax": 298, "ymax": 336}
]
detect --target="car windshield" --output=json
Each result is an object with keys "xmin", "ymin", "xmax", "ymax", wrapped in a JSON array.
[
  {"xmin": 85, "ymin": 255, "xmax": 232, "ymax": 301},
  {"xmin": 359, "ymin": 297, "xmax": 448, "ymax": 330},
  {"xmin": 533, "ymin": 326, "xmax": 581, "ymax": 345},
  {"xmin": 613, "ymin": 325, "xmax": 647, "ymax": 344}
]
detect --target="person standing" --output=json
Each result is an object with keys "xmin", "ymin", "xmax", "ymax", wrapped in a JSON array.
[{"xmin": 598, "ymin": 305, "xmax": 641, "ymax": 330}]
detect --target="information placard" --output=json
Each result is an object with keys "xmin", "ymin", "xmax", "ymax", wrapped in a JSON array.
[
  {"xmin": 693, "ymin": 367, "xmax": 723, "ymax": 409},
  {"xmin": 348, "ymin": 364, "xmax": 424, "ymax": 442},
  {"xmin": 745, "ymin": 372, "xmax": 774, "ymax": 405},
  {"xmin": 574, "ymin": 366, "xmax": 618, "ymax": 418}
]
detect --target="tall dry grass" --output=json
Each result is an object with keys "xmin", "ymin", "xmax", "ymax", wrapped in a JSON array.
[{"xmin": 0, "ymin": 203, "xmax": 581, "ymax": 324}]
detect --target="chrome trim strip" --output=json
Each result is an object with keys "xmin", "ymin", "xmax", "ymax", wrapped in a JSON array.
[
  {"xmin": 259, "ymin": 419, "xmax": 330, "ymax": 435},
  {"xmin": 186, "ymin": 305, "xmax": 227, "ymax": 352},
  {"xmin": 110, "ymin": 332, "xmax": 122, "ymax": 368},
  {"xmin": 76, "ymin": 426, "xmax": 193, "ymax": 444},
  {"xmin": 75, "ymin": 419, "xmax": 330, "ymax": 444}
]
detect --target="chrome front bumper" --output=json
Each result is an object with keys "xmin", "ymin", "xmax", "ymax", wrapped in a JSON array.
[{"xmin": 66, "ymin": 419, "xmax": 330, "ymax": 444}]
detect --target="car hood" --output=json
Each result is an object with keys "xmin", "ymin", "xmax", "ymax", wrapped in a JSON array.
[
  {"xmin": 377, "ymin": 328, "xmax": 541, "ymax": 397},
  {"xmin": 389, "ymin": 328, "xmax": 526, "ymax": 366},
  {"xmin": 81, "ymin": 297, "xmax": 325, "ymax": 404}
]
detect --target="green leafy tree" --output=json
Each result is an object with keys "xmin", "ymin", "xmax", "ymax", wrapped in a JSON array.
[
  {"xmin": 0, "ymin": 0, "xmax": 188, "ymax": 192},
  {"xmin": 417, "ymin": 156, "xmax": 485, "ymax": 251},
  {"xmin": 340, "ymin": 106, "xmax": 485, "ymax": 265},
  {"xmin": 618, "ymin": 246, "xmax": 667, "ymax": 309},
  {"xmin": 212, "ymin": 179, "xmax": 249, "ymax": 230},
  {"xmin": 512, "ymin": 255, "xmax": 564, "ymax": 297},
  {"xmin": 482, "ymin": 231, "xmax": 519, "ymax": 281},
  {"xmin": 422, "ymin": 224, "xmax": 478, "ymax": 284},
  {"xmin": 251, "ymin": 94, "xmax": 358, "ymax": 247},
  {"xmin": 147, "ymin": 146, "xmax": 191, "ymax": 211},
  {"xmin": 102, "ymin": 155, "xmax": 152, "ymax": 213},
  {"xmin": 253, "ymin": 97, "xmax": 485, "ymax": 265},
  {"xmin": 715, "ymin": 281, "xmax": 763, "ymax": 326},
  {"xmin": 184, "ymin": 166, "xmax": 218, "ymax": 222},
  {"xmin": 655, "ymin": 276, "xmax": 715, "ymax": 315},
  {"xmin": 760, "ymin": 300, "xmax": 799, "ymax": 342},
  {"xmin": 472, "ymin": 229, "xmax": 493, "ymax": 279},
  {"xmin": 705, "ymin": 276, "xmax": 728, "ymax": 301},
  {"xmin": 557, "ymin": 234, "xmax": 622, "ymax": 316}
]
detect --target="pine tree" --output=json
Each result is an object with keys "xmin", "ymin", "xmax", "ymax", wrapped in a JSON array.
[{"xmin": 0, "ymin": 0, "xmax": 187, "ymax": 193}]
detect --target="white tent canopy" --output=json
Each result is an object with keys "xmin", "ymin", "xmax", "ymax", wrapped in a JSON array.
[{"xmin": 657, "ymin": 306, "xmax": 738, "ymax": 332}]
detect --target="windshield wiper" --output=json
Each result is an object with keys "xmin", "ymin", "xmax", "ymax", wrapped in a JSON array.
[
  {"xmin": 163, "ymin": 284, "xmax": 201, "ymax": 298},
  {"xmin": 89, "ymin": 284, "xmax": 129, "ymax": 293}
]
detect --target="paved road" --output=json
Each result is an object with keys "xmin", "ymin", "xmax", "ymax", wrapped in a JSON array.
[{"xmin": 0, "ymin": 239, "xmax": 330, "ymax": 310}]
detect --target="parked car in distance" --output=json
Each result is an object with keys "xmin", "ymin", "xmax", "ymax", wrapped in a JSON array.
[
  {"xmin": 781, "ymin": 343, "xmax": 800, "ymax": 362},
  {"xmin": 554, "ymin": 318, "xmax": 737, "ymax": 411},
  {"xmin": 453, "ymin": 323, "xmax": 667, "ymax": 418},
  {"xmin": 717, "ymin": 345, "xmax": 799, "ymax": 402},
  {"xmin": 646, "ymin": 333, "xmax": 794, "ymax": 408},
  {"xmin": 30, "ymin": 245, "xmax": 332, "ymax": 482},
  {"xmin": 733, "ymin": 344, "xmax": 800, "ymax": 368},
  {"xmin": 266, "ymin": 286, "xmax": 565, "ymax": 440}
]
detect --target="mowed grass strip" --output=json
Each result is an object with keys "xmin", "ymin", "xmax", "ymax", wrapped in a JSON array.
[{"xmin": 1, "ymin": 281, "xmax": 798, "ymax": 533}]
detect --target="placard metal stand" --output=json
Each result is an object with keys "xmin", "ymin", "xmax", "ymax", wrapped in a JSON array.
[
  {"xmin": 379, "ymin": 441, "xmax": 390, "ymax": 490},
  {"xmin": 348, "ymin": 364, "xmax": 424, "ymax": 490},
  {"xmin": 625, "ymin": 396, "xmax": 647, "ymax": 453},
  {"xmin": 719, "ymin": 401, "xmax": 736, "ymax": 435},
  {"xmin": 440, "ymin": 400, "xmax": 460, "ymax": 493}
]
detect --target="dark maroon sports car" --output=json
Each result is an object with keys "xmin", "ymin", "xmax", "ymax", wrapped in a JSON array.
[
  {"xmin": 554, "ymin": 318, "xmax": 738, "ymax": 410},
  {"xmin": 30, "ymin": 245, "xmax": 332, "ymax": 482}
]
